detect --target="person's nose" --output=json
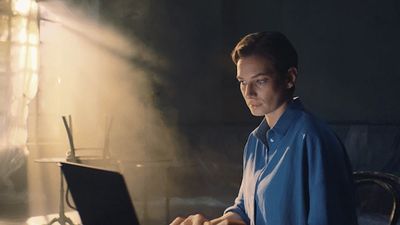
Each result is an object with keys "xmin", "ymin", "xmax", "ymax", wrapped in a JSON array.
[{"xmin": 244, "ymin": 82, "xmax": 256, "ymax": 98}]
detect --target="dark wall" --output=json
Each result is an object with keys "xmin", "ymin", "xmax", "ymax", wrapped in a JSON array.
[{"xmin": 101, "ymin": 0, "xmax": 226, "ymax": 125}]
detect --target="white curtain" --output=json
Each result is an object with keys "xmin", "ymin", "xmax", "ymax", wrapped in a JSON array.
[{"xmin": 0, "ymin": 0, "xmax": 39, "ymax": 194}]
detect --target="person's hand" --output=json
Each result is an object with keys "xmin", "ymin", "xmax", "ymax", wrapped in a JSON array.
[
  {"xmin": 169, "ymin": 214, "xmax": 246, "ymax": 225},
  {"xmin": 170, "ymin": 214, "xmax": 210, "ymax": 225}
]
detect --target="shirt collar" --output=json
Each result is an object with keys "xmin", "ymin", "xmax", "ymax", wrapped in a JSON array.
[{"xmin": 254, "ymin": 97, "xmax": 304, "ymax": 141}]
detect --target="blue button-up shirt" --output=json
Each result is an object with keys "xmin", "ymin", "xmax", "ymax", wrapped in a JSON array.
[{"xmin": 225, "ymin": 98, "xmax": 357, "ymax": 225}]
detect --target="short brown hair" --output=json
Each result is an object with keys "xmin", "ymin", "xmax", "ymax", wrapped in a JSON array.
[{"xmin": 231, "ymin": 31, "xmax": 298, "ymax": 76}]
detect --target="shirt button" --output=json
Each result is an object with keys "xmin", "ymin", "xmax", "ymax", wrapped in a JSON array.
[{"xmin": 270, "ymin": 138, "xmax": 274, "ymax": 143}]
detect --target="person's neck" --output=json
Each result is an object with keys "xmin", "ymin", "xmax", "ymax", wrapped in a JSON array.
[{"xmin": 265, "ymin": 99, "xmax": 290, "ymax": 128}]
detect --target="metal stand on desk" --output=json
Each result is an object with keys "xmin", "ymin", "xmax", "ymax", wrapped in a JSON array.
[
  {"xmin": 48, "ymin": 165, "xmax": 75, "ymax": 225},
  {"xmin": 35, "ymin": 158, "xmax": 77, "ymax": 225}
]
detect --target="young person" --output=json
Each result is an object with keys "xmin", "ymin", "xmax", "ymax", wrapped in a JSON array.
[{"xmin": 171, "ymin": 31, "xmax": 357, "ymax": 225}]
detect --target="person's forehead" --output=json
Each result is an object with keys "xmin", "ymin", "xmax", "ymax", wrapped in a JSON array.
[
  {"xmin": 236, "ymin": 56, "xmax": 277, "ymax": 78},
  {"xmin": 237, "ymin": 55, "xmax": 275, "ymax": 69}
]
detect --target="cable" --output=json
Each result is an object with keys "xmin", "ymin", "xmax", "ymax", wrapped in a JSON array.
[{"xmin": 65, "ymin": 186, "xmax": 77, "ymax": 210}]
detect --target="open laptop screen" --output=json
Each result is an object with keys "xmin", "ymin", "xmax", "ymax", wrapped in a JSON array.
[{"xmin": 61, "ymin": 162, "xmax": 140, "ymax": 225}]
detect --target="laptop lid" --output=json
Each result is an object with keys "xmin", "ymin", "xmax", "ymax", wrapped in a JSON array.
[{"xmin": 61, "ymin": 162, "xmax": 140, "ymax": 225}]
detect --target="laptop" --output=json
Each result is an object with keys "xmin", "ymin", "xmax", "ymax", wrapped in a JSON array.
[{"xmin": 60, "ymin": 162, "xmax": 140, "ymax": 225}]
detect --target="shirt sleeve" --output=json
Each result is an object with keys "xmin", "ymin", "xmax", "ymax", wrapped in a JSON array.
[
  {"xmin": 305, "ymin": 132, "xmax": 358, "ymax": 225},
  {"xmin": 224, "ymin": 176, "xmax": 250, "ymax": 225}
]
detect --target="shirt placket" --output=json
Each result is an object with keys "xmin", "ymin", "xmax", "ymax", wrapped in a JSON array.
[
  {"xmin": 253, "ymin": 132, "xmax": 271, "ymax": 224},
  {"xmin": 266, "ymin": 130, "xmax": 279, "ymax": 162},
  {"xmin": 253, "ymin": 130, "xmax": 280, "ymax": 225}
]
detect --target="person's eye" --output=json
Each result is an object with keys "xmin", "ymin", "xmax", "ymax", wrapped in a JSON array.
[
  {"xmin": 238, "ymin": 80, "xmax": 247, "ymax": 85},
  {"xmin": 256, "ymin": 79, "xmax": 268, "ymax": 85}
]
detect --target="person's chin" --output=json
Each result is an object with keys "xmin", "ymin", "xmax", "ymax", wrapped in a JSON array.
[{"xmin": 249, "ymin": 109, "xmax": 265, "ymax": 117}]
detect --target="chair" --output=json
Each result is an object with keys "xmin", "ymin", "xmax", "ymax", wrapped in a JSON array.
[
  {"xmin": 62, "ymin": 115, "xmax": 113, "ymax": 165},
  {"xmin": 353, "ymin": 171, "xmax": 400, "ymax": 225}
]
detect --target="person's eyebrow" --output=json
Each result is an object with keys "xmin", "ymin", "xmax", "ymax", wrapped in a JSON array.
[{"xmin": 236, "ymin": 72, "xmax": 272, "ymax": 80}]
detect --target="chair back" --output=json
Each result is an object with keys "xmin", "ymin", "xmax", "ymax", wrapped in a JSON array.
[{"xmin": 354, "ymin": 171, "xmax": 400, "ymax": 225}]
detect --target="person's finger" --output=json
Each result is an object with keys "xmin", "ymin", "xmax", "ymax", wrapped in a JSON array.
[
  {"xmin": 212, "ymin": 219, "xmax": 228, "ymax": 225},
  {"xmin": 184, "ymin": 214, "xmax": 207, "ymax": 225},
  {"xmin": 209, "ymin": 217, "xmax": 225, "ymax": 225},
  {"xmin": 193, "ymin": 214, "xmax": 208, "ymax": 225},
  {"xmin": 170, "ymin": 216, "xmax": 185, "ymax": 225},
  {"xmin": 211, "ymin": 219, "xmax": 246, "ymax": 225}
]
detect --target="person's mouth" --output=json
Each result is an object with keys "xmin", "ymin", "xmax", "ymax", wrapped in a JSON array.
[{"xmin": 248, "ymin": 102, "xmax": 261, "ymax": 108}]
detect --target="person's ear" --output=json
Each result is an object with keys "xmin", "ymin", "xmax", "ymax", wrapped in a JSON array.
[{"xmin": 286, "ymin": 67, "xmax": 297, "ymax": 89}]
